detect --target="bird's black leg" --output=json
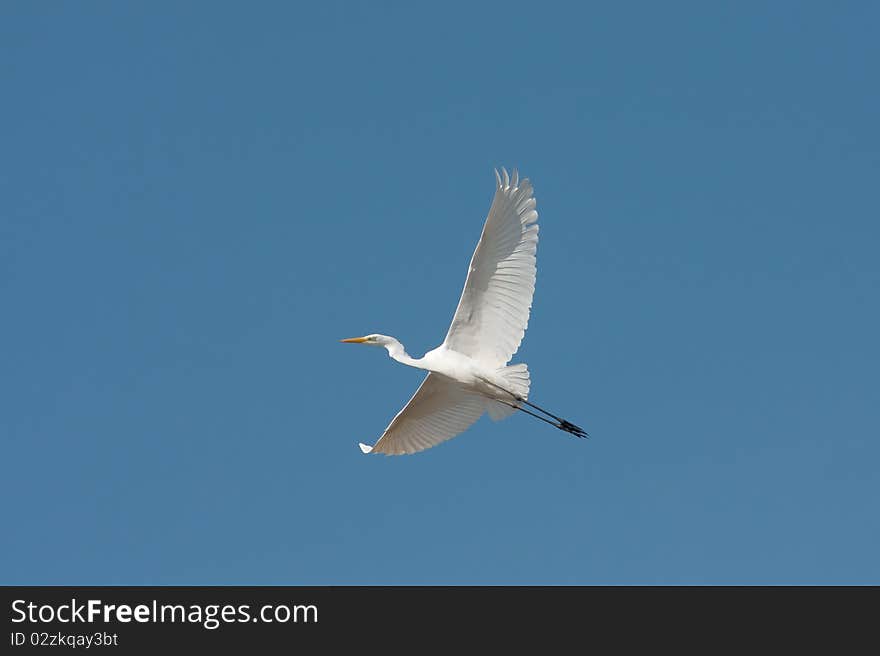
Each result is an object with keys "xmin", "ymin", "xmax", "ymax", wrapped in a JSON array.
[
  {"xmin": 497, "ymin": 401, "xmax": 564, "ymax": 429},
  {"xmin": 493, "ymin": 397, "xmax": 589, "ymax": 439},
  {"xmin": 516, "ymin": 398, "xmax": 589, "ymax": 437},
  {"xmin": 479, "ymin": 376, "xmax": 589, "ymax": 438}
]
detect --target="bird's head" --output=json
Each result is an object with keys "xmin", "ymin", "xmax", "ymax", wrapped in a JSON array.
[{"xmin": 340, "ymin": 334, "xmax": 392, "ymax": 347}]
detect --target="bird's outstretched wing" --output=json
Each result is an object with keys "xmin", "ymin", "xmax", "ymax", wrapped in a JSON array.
[
  {"xmin": 443, "ymin": 168, "xmax": 539, "ymax": 368},
  {"xmin": 359, "ymin": 373, "xmax": 486, "ymax": 455}
]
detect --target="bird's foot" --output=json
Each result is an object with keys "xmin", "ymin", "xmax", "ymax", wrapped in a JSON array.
[{"xmin": 558, "ymin": 419, "xmax": 589, "ymax": 439}]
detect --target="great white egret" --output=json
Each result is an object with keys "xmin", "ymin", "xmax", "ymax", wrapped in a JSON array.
[{"xmin": 342, "ymin": 168, "xmax": 587, "ymax": 455}]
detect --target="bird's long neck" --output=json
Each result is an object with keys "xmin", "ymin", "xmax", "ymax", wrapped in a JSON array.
[{"xmin": 384, "ymin": 338, "xmax": 422, "ymax": 368}]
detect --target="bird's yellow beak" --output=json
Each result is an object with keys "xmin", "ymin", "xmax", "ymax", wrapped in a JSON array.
[{"xmin": 340, "ymin": 336, "xmax": 369, "ymax": 343}]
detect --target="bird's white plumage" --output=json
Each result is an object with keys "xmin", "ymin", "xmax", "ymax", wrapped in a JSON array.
[
  {"xmin": 443, "ymin": 168, "xmax": 539, "ymax": 368},
  {"xmin": 347, "ymin": 168, "xmax": 554, "ymax": 456},
  {"xmin": 366, "ymin": 373, "xmax": 487, "ymax": 455}
]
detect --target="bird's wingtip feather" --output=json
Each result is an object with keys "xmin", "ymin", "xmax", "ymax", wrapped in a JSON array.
[{"xmin": 358, "ymin": 442, "xmax": 374, "ymax": 454}]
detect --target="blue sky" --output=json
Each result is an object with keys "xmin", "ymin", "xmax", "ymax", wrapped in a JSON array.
[{"xmin": 2, "ymin": 2, "xmax": 878, "ymax": 584}]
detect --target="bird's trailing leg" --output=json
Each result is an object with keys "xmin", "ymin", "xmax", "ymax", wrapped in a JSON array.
[
  {"xmin": 482, "ymin": 377, "xmax": 589, "ymax": 439},
  {"xmin": 495, "ymin": 400, "xmax": 588, "ymax": 438},
  {"xmin": 519, "ymin": 398, "xmax": 589, "ymax": 438}
]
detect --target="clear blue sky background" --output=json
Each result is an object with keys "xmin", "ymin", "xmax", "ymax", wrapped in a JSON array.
[{"xmin": 2, "ymin": 2, "xmax": 878, "ymax": 584}]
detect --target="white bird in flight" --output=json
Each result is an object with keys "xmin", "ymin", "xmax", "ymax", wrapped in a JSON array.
[{"xmin": 342, "ymin": 168, "xmax": 588, "ymax": 455}]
